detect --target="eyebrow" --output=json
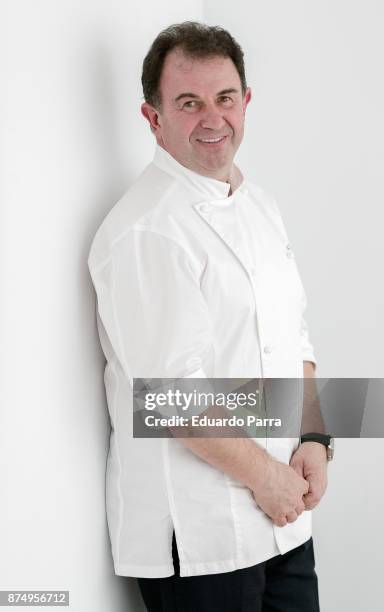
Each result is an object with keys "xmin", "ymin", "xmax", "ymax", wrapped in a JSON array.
[{"xmin": 174, "ymin": 88, "xmax": 240, "ymax": 103}]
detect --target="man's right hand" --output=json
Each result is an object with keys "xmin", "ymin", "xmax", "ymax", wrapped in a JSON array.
[{"xmin": 251, "ymin": 457, "xmax": 309, "ymax": 527}]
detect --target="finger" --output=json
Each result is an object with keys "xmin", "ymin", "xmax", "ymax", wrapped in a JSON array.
[
  {"xmin": 291, "ymin": 466, "xmax": 302, "ymax": 479},
  {"xmin": 303, "ymin": 493, "xmax": 319, "ymax": 510},
  {"xmin": 290, "ymin": 461, "xmax": 303, "ymax": 477},
  {"xmin": 299, "ymin": 476, "xmax": 310, "ymax": 494},
  {"xmin": 274, "ymin": 515, "xmax": 287, "ymax": 527},
  {"xmin": 304, "ymin": 480, "xmax": 322, "ymax": 502},
  {"xmin": 285, "ymin": 511, "xmax": 298, "ymax": 523},
  {"xmin": 304, "ymin": 499, "xmax": 318, "ymax": 510},
  {"xmin": 295, "ymin": 504, "xmax": 305, "ymax": 516}
]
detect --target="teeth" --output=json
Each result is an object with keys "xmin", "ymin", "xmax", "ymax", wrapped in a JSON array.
[{"xmin": 198, "ymin": 137, "xmax": 224, "ymax": 143}]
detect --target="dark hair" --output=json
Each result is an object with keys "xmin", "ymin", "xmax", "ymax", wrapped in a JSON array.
[{"xmin": 141, "ymin": 21, "xmax": 247, "ymax": 110}]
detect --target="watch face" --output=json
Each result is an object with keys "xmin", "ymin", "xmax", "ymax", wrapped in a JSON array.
[{"xmin": 327, "ymin": 438, "xmax": 334, "ymax": 460}]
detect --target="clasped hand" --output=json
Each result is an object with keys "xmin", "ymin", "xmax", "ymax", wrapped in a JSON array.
[{"xmin": 251, "ymin": 442, "xmax": 328, "ymax": 527}]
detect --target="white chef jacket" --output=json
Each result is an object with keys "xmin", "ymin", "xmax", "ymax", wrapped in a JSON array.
[{"xmin": 87, "ymin": 143, "xmax": 317, "ymax": 578}]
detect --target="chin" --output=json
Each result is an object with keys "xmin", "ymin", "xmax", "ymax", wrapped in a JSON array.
[{"xmin": 203, "ymin": 154, "xmax": 231, "ymax": 169}]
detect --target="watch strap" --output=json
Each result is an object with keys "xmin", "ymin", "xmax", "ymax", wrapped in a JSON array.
[{"xmin": 300, "ymin": 432, "xmax": 334, "ymax": 460}]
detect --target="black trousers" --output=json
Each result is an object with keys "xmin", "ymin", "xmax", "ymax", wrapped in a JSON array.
[{"xmin": 137, "ymin": 532, "xmax": 320, "ymax": 612}]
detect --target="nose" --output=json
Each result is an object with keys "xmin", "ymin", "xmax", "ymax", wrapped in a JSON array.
[{"xmin": 199, "ymin": 105, "xmax": 226, "ymax": 131}]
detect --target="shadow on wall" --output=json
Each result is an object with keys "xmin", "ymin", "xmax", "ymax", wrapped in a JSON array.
[
  {"xmin": 81, "ymin": 39, "xmax": 151, "ymax": 612},
  {"xmin": 78, "ymin": 39, "xmax": 140, "ymax": 238}
]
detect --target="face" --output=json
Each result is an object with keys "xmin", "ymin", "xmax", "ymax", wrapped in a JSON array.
[{"xmin": 141, "ymin": 48, "xmax": 252, "ymax": 181}]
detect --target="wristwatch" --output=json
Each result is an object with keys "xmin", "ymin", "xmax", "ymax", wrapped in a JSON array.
[{"xmin": 300, "ymin": 432, "xmax": 334, "ymax": 461}]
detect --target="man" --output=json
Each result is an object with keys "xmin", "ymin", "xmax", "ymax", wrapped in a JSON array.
[{"xmin": 88, "ymin": 21, "xmax": 331, "ymax": 611}]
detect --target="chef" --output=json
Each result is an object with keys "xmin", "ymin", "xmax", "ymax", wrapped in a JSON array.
[{"xmin": 88, "ymin": 20, "xmax": 332, "ymax": 612}]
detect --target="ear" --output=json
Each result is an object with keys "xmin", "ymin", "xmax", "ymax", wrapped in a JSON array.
[
  {"xmin": 242, "ymin": 87, "xmax": 252, "ymax": 114},
  {"xmin": 141, "ymin": 102, "xmax": 162, "ymax": 136}
]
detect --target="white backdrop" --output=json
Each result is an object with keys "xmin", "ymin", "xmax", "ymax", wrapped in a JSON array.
[
  {"xmin": 205, "ymin": 0, "xmax": 384, "ymax": 379},
  {"xmin": 1, "ymin": 2, "xmax": 202, "ymax": 612},
  {"xmin": 1, "ymin": 2, "xmax": 383, "ymax": 612},
  {"xmin": 204, "ymin": 2, "xmax": 384, "ymax": 610}
]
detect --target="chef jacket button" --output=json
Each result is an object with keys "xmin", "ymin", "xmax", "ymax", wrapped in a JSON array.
[
  {"xmin": 286, "ymin": 243, "xmax": 294, "ymax": 258},
  {"xmin": 263, "ymin": 345, "xmax": 272, "ymax": 355},
  {"xmin": 250, "ymin": 267, "xmax": 257, "ymax": 277}
]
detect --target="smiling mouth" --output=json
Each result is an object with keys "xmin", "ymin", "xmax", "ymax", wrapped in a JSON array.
[{"xmin": 196, "ymin": 135, "xmax": 228, "ymax": 145}]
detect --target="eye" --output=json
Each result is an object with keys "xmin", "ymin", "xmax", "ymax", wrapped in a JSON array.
[
  {"xmin": 219, "ymin": 96, "xmax": 233, "ymax": 105},
  {"xmin": 182, "ymin": 100, "xmax": 199, "ymax": 111}
]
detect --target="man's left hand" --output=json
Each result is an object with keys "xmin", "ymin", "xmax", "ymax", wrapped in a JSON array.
[{"xmin": 289, "ymin": 442, "xmax": 328, "ymax": 510}]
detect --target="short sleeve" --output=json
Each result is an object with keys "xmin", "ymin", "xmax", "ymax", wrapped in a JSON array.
[{"xmin": 91, "ymin": 229, "xmax": 214, "ymax": 382}]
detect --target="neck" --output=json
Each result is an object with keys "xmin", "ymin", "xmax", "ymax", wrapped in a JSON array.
[
  {"xmin": 227, "ymin": 164, "xmax": 243, "ymax": 196},
  {"xmin": 193, "ymin": 162, "xmax": 243, "ymax": 196},
  {"xmin": 157, "ymin": 143, "xmax": 243, "ymax": 195}
]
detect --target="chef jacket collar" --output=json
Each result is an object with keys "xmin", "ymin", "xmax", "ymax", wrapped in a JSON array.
[{"xmin": 152, "ymin": 143, "xmax": 244, "ymax": 201}]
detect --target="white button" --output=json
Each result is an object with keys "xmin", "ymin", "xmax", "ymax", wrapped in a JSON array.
[
  {"xmin": 263, "ymin": 345, "xmax": 272, "ymax": 355},
  {"xmin": 286, "ymin": 243, "xmax": 294, "ymax": 258},
  {"xmin": 250, "ymin": 267, "xmax": 257, "ymax": 277}
]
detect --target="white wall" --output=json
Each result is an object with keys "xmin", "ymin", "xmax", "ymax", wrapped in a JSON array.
[
  {"xmin": 205, "ymin": 0, "xmax": 384, "ymax": 379},
  {"xmin": 2, "ymin": 2, "xmax": 383, "ymax": 612},
  {"xmin": 204, "ymin": 2, "xmax": 384, "ymax": 610},
  {"xmin": 0, "ymin": 2, "xmax": 202, "ymax": 611}
]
